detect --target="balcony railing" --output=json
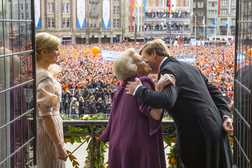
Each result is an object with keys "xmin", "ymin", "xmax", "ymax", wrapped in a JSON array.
[
  {"xmin": 63, "ymin": 119, "xmax": 178, "ymax": 167},
  {"xmin": 90, "ymin": 0, "xmax": 99, "ymax": 2},
  {"xmin": 90, "ymin": 12, "xmax": 99, "ymax": 17},
  {"xmin": 144, "ymin": 28, "xmax": 190, "ymax": 33},
  {"xmin": 90, "ymin": 27, "xmax": 100, "ymax": 31},
  {"xmin": 243, "ymin": 11, "xmax": 251, "ymax": 15}
]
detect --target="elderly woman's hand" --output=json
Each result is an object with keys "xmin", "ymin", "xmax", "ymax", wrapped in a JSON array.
[{"xmin": 156, "ymin": 74, "xmax": 176, "ymax": 92}]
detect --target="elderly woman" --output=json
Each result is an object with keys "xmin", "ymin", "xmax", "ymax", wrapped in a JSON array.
[
  {"xmin": 98, "ymin": 48, "xmax": 175, "ymax": 168},
  {"xmin": 36, "ymin": 32, "xmax": 68, "ymax": 167}
]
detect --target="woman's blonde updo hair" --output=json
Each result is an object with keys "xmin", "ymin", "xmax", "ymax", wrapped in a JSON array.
[
  {"xmin": 113, "ymin": 48, "xmax": 137, "ymax": 81},
  {"xmin": 36, "ymin": 32, "xmax": 61, "ymax": 61}
]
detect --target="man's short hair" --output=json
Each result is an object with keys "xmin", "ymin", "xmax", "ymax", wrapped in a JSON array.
[{"xmin": 139, "ymin": 39, "xmax": 171, "ymax": 57}]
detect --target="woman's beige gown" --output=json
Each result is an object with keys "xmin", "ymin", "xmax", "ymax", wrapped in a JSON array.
[{"xmin": 36, "ymin": 64, "xmax": 65, "ymax": 168}]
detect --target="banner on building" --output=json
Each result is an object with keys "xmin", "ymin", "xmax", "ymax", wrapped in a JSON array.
[
  {"xmin": 77, "ymin": 0, "xmax": 86, "ymax": 28},
  {"xmin": 103, "ymin": 0, "xmax": 110, "ymax": 29},
  {"xmin": 171, "ymin": 0, "xmax": 176, "ymax": 12},
  {"xmin": 176, "ymin": 55, "xmax": 195, "ymax": 65},
  {"xmin": 102, "ymin": 50, "xmax": 122, "ymax": 61},
  {"xmin": 35, "ymin": 0, "xmax": 41, "ymax": 28}
]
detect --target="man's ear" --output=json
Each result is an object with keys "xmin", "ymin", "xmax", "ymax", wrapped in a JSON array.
[
  {"xmin": 41, "ymin": 49, "xmax": 47, "ymax": 55},
  {"xmin": 152, "ymin": 50, "xmax": 157, "ymax": 59}
]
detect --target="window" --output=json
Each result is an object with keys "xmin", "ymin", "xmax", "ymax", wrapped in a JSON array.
[
  {"xmin": 208, "ymin": 27, "xmax": 215, "ymax": 34},
  {"xmin": 117, "ymin": 19, "xmax": 120, "ymax": 28},
  {"xmin": 47, "ymin": 3, "xmax": 51, "ymax": 14},
  {"xmin": 62, "ymin": 18, "xmax": 66, "ymax": 28},
  {"xmin": 47, "ymin": 3, "xmax": 54, "ymax": 14},
  {"xmin": 90, "ymin": 19, "xmax": 93, "ymax": 27},
  {"xmin": 232, "ymin": 18, "xmax": 235, "ymax": 26},
  {"xmin": 221, "ymin": 18, "xmax": 227, "ymax": 26},
  {"xmin": 208, "ymin": 18, "xmax": 214, "ymax": 25},
  {"xmin": 27, "ymin": 12, "xmax": 29, "ymax": 19},
  {"xmin": 26, "ymin": 3, "xmax": 28, "ymax": 9},
  {"xmin": 197, "ymin": 2, "xmax": 204, "ymax": 8},
  {"xmin": 93, "ymin": 19, "xmax": 97, "ymax": 27},
  {"xmin": 66, "ymin": 3, "xmax": 70, "ymax": 13},
  {"xmin": 93, "ymin": 4, "xmax": 96, "ymax": 13},
  {"xmin": 221, "ymin": 9, "xmax": 227, "ymax": 15},
  {"xmin": 193, "ymin": 2, "xmax": 196, "ymax": 8},
  {"xmin": 232, "ymin": 0, "xmax": 236, "ymax": 5},
  {"xmin": 198, "ymin": 27, "xmax": 203, "ymax": 33},
  {"xmin": 51, "ymin": 3, "xmax": 54, "ymax": 13},
  {"xmin": 221, "ymin": 0, "xmax": 228, "ymax": 6},
  {"xmin": 198, "ymin": 12, "xmax": 204, "ymax": 16},
  {"xmin": 47, "ymin": 18, "xmax": 51, "ymax": 27},
  {"xmin": 67, "ymin": 18, "xmax": 70, "ymax": 28},
  {"xmin": 0, "ymin": 2, "xmax": 36, "ymax": 166},
  {"xmin": 129, "ymin": 16, "xmax": 131, "ymax": 22},
  {"xmin": 114, "ymin": 19, "xmax": 116, "ymax": 28},
  {"xmin": 208, "ymin": 2, "xmax": 217, "ymax": 7},
  {"xmin": 129, "ymin": 7, "xmax": 131, "ymax": 12},
  {"xmin": 114, "ymin": 6, "xmax": 116, "ymax": 15},
  {"xmin": 90, "ymin": 4, "xmax": 93, "ymax": 13},
  {"xmin": 208, "ymin": 10, "xmax": 217, "ymax": 16},
  {"xmin": 232, "ymin": 8, "xmax": 236, "ymax": 16},
  {"xmin": 62, "ymin": 3, "xmax": 66, "ymax": 13},
  {"xmin": 52, "ymin": 18, "xmax": 55, "ymax": 27},
  {"xmin": 117, "ymin": 6, "xmax": 120, "ymax": 15}
]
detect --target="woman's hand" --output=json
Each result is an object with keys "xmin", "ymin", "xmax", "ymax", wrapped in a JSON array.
[
  {"xmin": 55, "ymin": 145, "xmax": 68, "ymax": 161},
  {"xmin": 156, "ymin": 74, "xmax": 176, "ymax": 91}
]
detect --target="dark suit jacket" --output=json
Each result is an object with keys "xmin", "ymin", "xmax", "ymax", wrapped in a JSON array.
[{"xmin": 135, "ymin": 56, "xmax": 232, "ymax": 168}]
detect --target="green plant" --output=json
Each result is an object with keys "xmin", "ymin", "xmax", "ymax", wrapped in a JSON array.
[{"xmin": 63, "ymin": 115, "xmax": 109, "ymax": 168}]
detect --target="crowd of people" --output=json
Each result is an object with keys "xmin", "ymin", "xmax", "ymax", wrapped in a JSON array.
[
  {"xmin": 60, "ymin": 88, "xmax": 113, "ymax": 116},
  {"xmin": 54, "ymin": 42, "xmax": 235, "ymax": 116},
  {"xmin": 56, "ymin": 42, "xmax": 235, "ymax": 92}
]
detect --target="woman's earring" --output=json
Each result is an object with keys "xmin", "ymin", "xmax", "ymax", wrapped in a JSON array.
[
  {"xmin": 45, "ymin": 54, "xmax": 47, "ymax": 60},
  {"xmin": 136, "ymin": 72, "xmax": 139, "ymax": 75}
]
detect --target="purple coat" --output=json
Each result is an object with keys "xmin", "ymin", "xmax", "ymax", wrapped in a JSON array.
[{"xmin": 98, "ymin": 76, "xmax": 166, "ymax": 168}]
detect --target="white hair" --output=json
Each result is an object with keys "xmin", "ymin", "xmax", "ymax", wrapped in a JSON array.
[{"xmin": 113, "ymin": 48, "xmax": 137, "ymax": 81}]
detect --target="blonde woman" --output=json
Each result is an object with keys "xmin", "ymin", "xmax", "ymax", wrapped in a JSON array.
[
  {"xmin": 36, "ymin": 32, "xmax": 68, "ymax": 167},
  {"xmin": 98, "ymin": 48, "xmax": 175, "ymax": 168}
]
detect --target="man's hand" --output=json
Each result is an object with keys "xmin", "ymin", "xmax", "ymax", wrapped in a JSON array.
[
  {"xmin": 125, "ymin": 78, "xmax": 142, "ymax": 95},
  {"xmin": 156, "ymin": 74, "xmax": 176, "ymax": 91},
  {"xmin": 222, "ymin": 117, "xmax": 233, "ymax": 136}
]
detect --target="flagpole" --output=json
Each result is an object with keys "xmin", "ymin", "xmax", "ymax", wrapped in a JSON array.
[
  {"xmin": 215, "ymin": 16, "xmax": 217, "ymax": 44},
  {"xmin": 203, "ymin": 16, "xmax": 205, "ymax": 42},
  {"xmin": 137, "ymin": 7, "xmax": 140, "ymax": 31},
  {"xmin": 195, "ymin": 15, "xmax": 196, "ymax": 40}
]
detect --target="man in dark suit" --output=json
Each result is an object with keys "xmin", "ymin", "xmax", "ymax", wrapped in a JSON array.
[{"xmin": 126, "ymin": 39, "xmax": 233, "ymax": 168}]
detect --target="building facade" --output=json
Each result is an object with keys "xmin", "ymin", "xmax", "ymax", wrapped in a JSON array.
[
  {"xmin": 35, "ymin": 0, "xmax": 146, "ymax": 44},
  {"xmin": 193, "ymin": 0, "xmax": 236, "ymax": 40},
  {"xmin": 144, "ymin": 0, "xmax": 192, "ymax": 45}
]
